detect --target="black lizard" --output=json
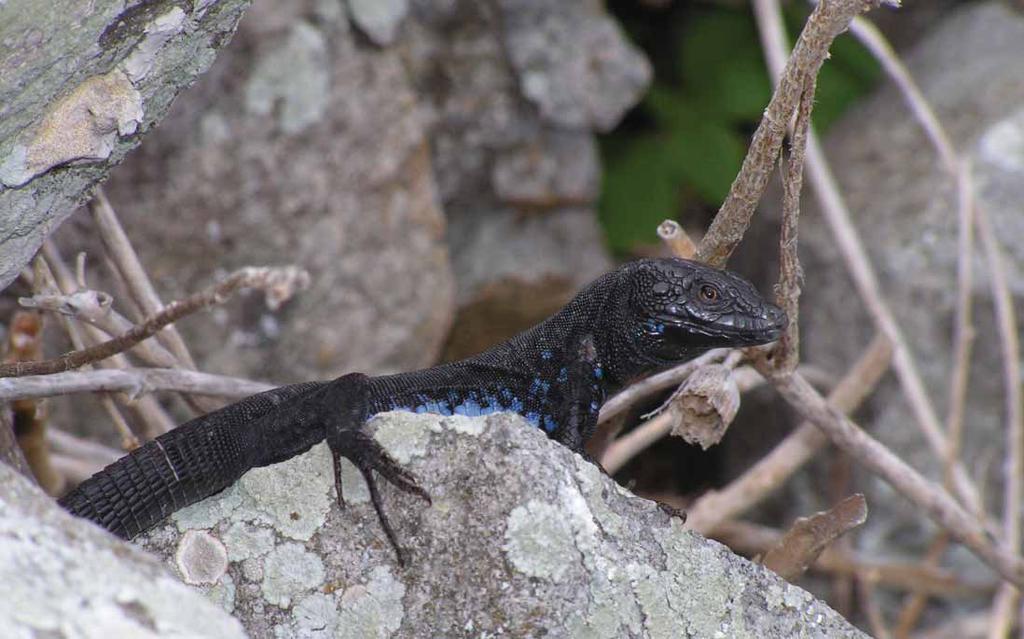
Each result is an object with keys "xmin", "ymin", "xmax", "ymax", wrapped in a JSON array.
[{"xmin": 58, "ymin": 257, "xmax": 785, "ymax": 561}]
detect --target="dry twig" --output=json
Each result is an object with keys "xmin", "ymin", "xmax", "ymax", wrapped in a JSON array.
[
  {"xmin": 716, "ymin": 519, "xmax": 994, "ymax": 599},
  {"xmin": 761, "ymin": 367, "xmax": 1024, "ymax": 587},
  {"xmin": 686, "ymin": 333, "xmax": 892, "ymax": 533},
  {"xmin": 0, "ymin": 266, "xmax": 309, "ymax": 378},
  {"xmin": 90, "ymin": 188, "xmax": 197, "ymax": 369},
  {"xmin": 759, "ymin": 494, "xmax": 868, "ymax": 581},
  {"xmin": 0, "ymin": 368, "xmax": 273, "ymax": 403},
  {"xmin": 695, "ymin": 0, "xmax": 883, "ymax": 266}
]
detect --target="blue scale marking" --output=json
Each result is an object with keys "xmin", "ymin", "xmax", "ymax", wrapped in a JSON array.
[{"xmin": 388, "ymin": 390, "xmax": 542, "ymax": 426}]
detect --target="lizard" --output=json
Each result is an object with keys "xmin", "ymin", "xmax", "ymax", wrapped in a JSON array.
[{"xmin": 58, "ymin": 257, "xmax": 785, "ymax": 562}]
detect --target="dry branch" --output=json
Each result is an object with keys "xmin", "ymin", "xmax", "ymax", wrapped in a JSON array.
[
  {"xmin": 0, "ymin": 266, "xmax": 309, "ymax": 378},
  {"xmin": 687, "ymin": 332, "xmax": 892, "ymax": 533},
  {"xmin": 695, "ymin": 0, "xmax": 884, "ymax": 266},
  {"xmin": 763, "ymin": 367, "xmax": 1024, "ymax": 587},
  {"xmin": 91, "ymin": 187, "xmax": 198, "ymax": 369},
  {"xmin": 0, "ymin": 369, "xmax": 273, "ymax": 403},
  {"xmin": 759, "ymin": 494, "xmax": 868, "ymax": 581}
]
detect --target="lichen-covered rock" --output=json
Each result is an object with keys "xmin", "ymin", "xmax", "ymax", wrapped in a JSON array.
[
  {"xmin": 95, "ymin": 2, "xmax": 454, "ymax": 382},
  {"xmin": 139, "ymin": 412, "xmax": 867, "ymax": 638},
  {"xmin": 0, "ymin": 0, "xmax": 252, "ymax": 289},
  {"xmin": 0, "ymin": 462, "xmax": 245, "ymax": 638}
]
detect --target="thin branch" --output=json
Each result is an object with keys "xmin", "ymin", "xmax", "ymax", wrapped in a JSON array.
[
  {"xmin": 695, "ymin": 0, "xmax": 883, "ymax": 266},
  {"xmin": 847, "ymin": 16, "xmax": 957, "ymax": 172},
  {"xmin": 40, "ymin": 244, "xmax": 173, "ymax": 438},
  {"xmin": 0, "ymin": 266, "xmax": 310, "ymax": 378},
  {"xmin": 657, "ymin": 220, "xmax": 697, "ymax": 259},
  {"xmin": 0, "ymin": 368, "xmax": 273, "ymax": 402},
  {"xmin": 598, "ymin": 349, "xmax": 728, "ymax": 426},
  {"xmin": 977, "ymin": 200, "xmax": 1023, "ymax": 636},
  {"xmin": 754, "ymin": 0, "xmax": 987, "ymax": 521},
  {"xmin": 761, "ymin": 367, "xmax": 1024, "ymax": 587},
  {"xmin": 715, "ymin": 519, "xmax": 994, "ymax": 598},
  {"xmin": 46, "ymin": 427, "xmax": 121, "ymax": 466},
  {"xmin": 687, "ymin": 332, "xmax": 892, "ymax": 533},
  {"xmin": 774, "ymin": 72, "xmax": 814, "ymax": 372},
  {"xmin": 858, "ymin": 572, "xmax": 895, "ymax": 639},
  {"xmin": 90, "ymin": 187, "xmax": 197, "ymax": 369}
]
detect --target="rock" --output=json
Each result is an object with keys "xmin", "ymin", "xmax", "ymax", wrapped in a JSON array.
[
  {"xmin": 0, "ymin": 460, "xmax": 245, "ymax": 638},
  {"xmin": 96, "ymin": 2, "xmax": 454, "ymax": 382},
  {"xmin": 348, "ymin": 0, "xmax": 410, "ymax": 46},
  {"xmin": 791, "ymin": 1, "xmax": 1024, "ymax": 576},
  {"xmin": 405, "ymin": 1, "xmax": 634, "ymax": 356},
  {"xmin": 499, "ymin": 0, "xmax": 651, "ymax": 132},
  {"xmin": 139, "ymin": 411, "xmax": 868, "ymax": 638},
  {"xmin": 0, "ymin": 0, "xmax": 251, "ymax": 289}
]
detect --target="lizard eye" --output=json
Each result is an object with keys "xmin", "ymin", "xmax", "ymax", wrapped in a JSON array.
[{"xmin": 699, "ymin": 284, "xmax": 720, "ymax": 303}]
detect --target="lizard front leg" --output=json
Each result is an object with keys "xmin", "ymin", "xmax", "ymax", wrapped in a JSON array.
[{"xmin": 552, "ymin": 335, "xmax": 605, "ymax": 464}]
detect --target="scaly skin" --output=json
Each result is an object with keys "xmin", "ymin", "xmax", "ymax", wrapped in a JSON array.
[{"xmin": 59, "ymin": 258, "xmax": 785, "ymax": 561}]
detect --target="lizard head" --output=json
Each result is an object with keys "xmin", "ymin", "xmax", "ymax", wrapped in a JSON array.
[{"xmin": 624, "ymin": 258, "xmax": 786, "ymax": 362}]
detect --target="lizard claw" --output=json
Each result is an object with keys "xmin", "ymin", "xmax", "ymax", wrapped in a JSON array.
[{"xmin": 328, "ymin": 430, "xmax": 431, "ymax": 565}]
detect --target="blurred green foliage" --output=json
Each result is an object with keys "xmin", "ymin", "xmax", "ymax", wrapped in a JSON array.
[{"xmin": 600, "ymin": 4, "xmax": 881, "ymax": 254}]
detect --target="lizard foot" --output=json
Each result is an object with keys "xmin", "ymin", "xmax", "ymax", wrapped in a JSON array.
[{"xmin": 328, "ymin": 430, "xmax": 431, "ymax": 566}]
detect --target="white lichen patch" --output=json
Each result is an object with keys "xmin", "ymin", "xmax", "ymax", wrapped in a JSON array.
[
  {"xmin": 121, "ymin": 6, "xmax": 188, "ymax": 83},
  {"xmin": 204, "ymin": 572, "xmax": 237, "ymax": 614},
  {"xmin": 175, "ymin": 530, "xmax": 228, "ymax": 585},
  {"xmin": 279, "ymin": 592, "xmax": 339, "ymax": 639},
  {"xmin": 222, "ymin": 521, "xmax": 276, "ymax": 562},
  {"xmin": 236, "ymin": 442, "xmax": 334, "ymax": 540},
  {"xmin": 261, "ymin": 542, "xmax": 326, "ymax": 608},
  {"xmin": 503, "ymin": 498, "xmax": 578, "ymax": 582},
  {"xmin": 443, "ymin": 413, "xmax": 487, "ymax": 436},
  {"xmin": 244, "ymin": 22, "xmax": 329, "ymax": 134},
  {"xmin": 334, "ymin": 566, "xmax": 406, "ymax": 639},
  {"xmin": 372, "ymin": 411, "xmax": 441, "ymax": 464},
  {"xmin": 0, "ymin": 69, "xmax": 143, "ymax": 187},
  {"xmin": 338, "ymin": 455, "xmax": 370, "ymax": 504}
]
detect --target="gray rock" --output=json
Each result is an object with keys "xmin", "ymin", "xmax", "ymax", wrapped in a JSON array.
[
  {"xmin": 96, "ymin": 2, "xmax": 454, "ymax": 382},
  {"xmin": 498, "ymin": 0, "xmax": 651, "ymax": 132},
  {"xmin": 348, "ymin": 0, "xmax": 409, "ymax": 46},
  {"xmin": 0, "ymin": 0, "xmax": 251, "ymax": 289},
  {"xmin": 792, "ymin": 1, "xmax": 1024, "ymax": 575},
  {"xmin": 139, "ymin": 411, "xmax": 867, "ymax": 638},
  {"xmin": 0, "ymin": 461, "xmax": 245, "ymax": 638}
]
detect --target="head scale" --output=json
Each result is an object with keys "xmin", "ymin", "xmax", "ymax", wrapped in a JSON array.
[{"xmin": 620, "ymin": 258, "xmax": 786, "ymax": 365}]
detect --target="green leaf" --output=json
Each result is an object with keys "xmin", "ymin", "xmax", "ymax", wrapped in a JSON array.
[{"xmin": 599, "ymin": 134, "xmax": 678, "ymax": 253}]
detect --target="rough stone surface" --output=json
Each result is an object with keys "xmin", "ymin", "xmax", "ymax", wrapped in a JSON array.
[
  {"xmin": 53, "ymin": 0, "xmax": 644, "ymax": 381},
  {"xmin": 139, "ymin": 412, "xmax": 867, "ymax": 638},
  {"xmin": 96, "ymin": 1, "xmax": 454, "ymax": 382},
  {"xmin": 405, "ymin": 1, "xmax": 632, "ymax": 355},
  {"xmin": 0, "ymin": 0, "xmax": 252, "ymax": 289},
  {"xmin": 0, "ymin": 461, "xmax": 245, "ymax": 638},
  {"xmin": 785, "ymin": 1, "xmax": 1024, "ymax": 578}
]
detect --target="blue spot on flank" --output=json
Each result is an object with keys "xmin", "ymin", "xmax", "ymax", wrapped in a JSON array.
[
  {"xmin": 523, "ymin": 412, "xmax": 541, "ymax": 428},
  {"xmin": 557, "ymin": 367, "xmax": 568, "ymax": 383},
  {"xmin": 541, "ymin": 350, "xmax": 554, "ymax": 360},
  {"xmin": 590, "ymin": 401, "xmax": 600, "ymax": 414},
  {"xmin": 541, "ymin": 415, "xmax": 558, "ymax": 433},
  {"xmin": 593, "ymin": 366, "xmax": 603, "ymax": 380},
  {"xmin": 529, "ymin": 378, "xmax": 551, "ymax": 395}
]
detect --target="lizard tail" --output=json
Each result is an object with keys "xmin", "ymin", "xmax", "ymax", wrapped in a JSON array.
[{"xmin": 58, "ymin": 382, "xmax": 325, "ymax": 539}]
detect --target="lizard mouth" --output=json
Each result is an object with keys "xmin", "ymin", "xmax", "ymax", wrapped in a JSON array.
[{"xmin": 654, "ymin": 303, "xmax": 787, "ymax": 348}]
